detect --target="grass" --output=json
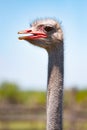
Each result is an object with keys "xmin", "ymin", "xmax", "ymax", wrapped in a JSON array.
[
  {"xmin": 0, "ymin": 121, "xmax": 46, "ymax": 130},
  {"xmin": 64, "ymin": 120, "xmax": 87, "ymax": 130},
  {"xmin": 0, "ymin": 83, "xmax": 87, "ymax": 130},
  {"xmin": 1, "ymin": 120, "xmax": 87, "ymax": 130}
]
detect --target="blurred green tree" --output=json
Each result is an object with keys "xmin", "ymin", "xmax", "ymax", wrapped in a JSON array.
[{"xmin": 0, "ymin": 82, "xmax": 24, "ymax": 104}]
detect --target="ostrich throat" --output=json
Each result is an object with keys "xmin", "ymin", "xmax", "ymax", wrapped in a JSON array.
[{"xmin": 47, "ymin": 43, "xmax": 64, "ymax": 130}]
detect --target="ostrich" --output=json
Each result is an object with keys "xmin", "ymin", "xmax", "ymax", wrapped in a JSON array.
[{"xmin": 18, "ymin": 18, "xmax": 64, "ymax": 130}]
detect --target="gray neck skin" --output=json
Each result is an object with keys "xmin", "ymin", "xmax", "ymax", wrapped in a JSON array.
[{"xmin": 47, "ymin": 43, "xmax": 64, "ymax": 130}]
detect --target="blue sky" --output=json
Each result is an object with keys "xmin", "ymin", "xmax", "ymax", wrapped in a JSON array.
[{"xmin": 0, "ymin": 0, "xmax": 87, "ymax": 90}]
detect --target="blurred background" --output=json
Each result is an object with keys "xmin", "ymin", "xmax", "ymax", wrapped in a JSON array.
[{"xmin": 0, "ymin": 0, "xmax": 87, "ymax": 130}]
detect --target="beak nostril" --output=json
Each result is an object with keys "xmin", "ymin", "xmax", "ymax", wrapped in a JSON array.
[{"xmin": 27, "ymin": 30, "xmax": 32, "ymax": 33}]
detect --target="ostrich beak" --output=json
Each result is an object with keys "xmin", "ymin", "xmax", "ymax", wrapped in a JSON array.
[{"xmin": 18, "ymin": 29, "xmax": 47, "ymax": 40}]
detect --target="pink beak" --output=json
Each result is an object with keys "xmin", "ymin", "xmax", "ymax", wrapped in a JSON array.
[{"xmin": 18, "ymin": 29, "xmax": 47, "ymax": 40}]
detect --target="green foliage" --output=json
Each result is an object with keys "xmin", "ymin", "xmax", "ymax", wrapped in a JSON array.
[
  {"xmin": 21, "ymin": 91, "xmax": 46, "ymax": 107},
  {"xmin": 0, "ymin": 82, "xmax": 25, "ymax": 104},
  {"xmin": 0, "ymin": 82, "xmax": 46, "ymax": 106},
  {"xmin": 76, "ymin": 89, "xmax": 87, "ymax": 102},
  {"xmin": 0, "ymin": 81, "xmax": 87, "ymax": 108},
  {"xmin": 63, "ymin": 89, "xmax": 87, "ymax": 109},
  {"xmin": 75, "ymin": 89, "xmax": 87, "ymax": 107}
]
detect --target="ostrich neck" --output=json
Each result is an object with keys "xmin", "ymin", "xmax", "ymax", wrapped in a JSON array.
[{"xmin": 47, "ymin": 43, "xmax": 64, "ymax": 130}]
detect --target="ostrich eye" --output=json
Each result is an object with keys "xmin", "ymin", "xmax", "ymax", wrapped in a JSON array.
[{"xmin": 44, "ymin": 26, "xmax": 54, "ymax": 32}]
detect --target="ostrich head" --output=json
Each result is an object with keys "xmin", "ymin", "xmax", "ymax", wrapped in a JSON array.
[{"xmin": 18, "ymin": 18, "xmax": 63, "ymax": 50}]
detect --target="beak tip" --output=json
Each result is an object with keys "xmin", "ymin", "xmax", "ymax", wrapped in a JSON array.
[
  {"xmin": 18, "ymin": 37, "xmax": 22, "ymax": 40},
  {"xmin": 18, "ymin": 31, "xmax": 22, "ymax": 34}
]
